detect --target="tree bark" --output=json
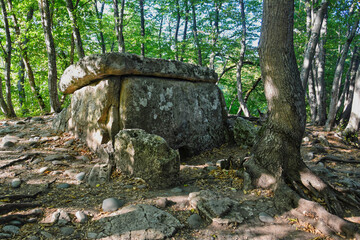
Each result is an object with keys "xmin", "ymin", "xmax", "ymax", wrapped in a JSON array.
[
  {"xmin": 65, "ymin": 0, "xmax": 85, "ymax": 59},
  {"xmin": 139, "ymin": 0, "xmax": 145, "ymax": 57},
  {"xmin": 243, "ymin": 1, "xmax": 360, "ymax": 237},
  {"xmin": 190, "ymin": 0, "xmax": 202, "ymax": 66},
  {"xmin": 180, "ymin": 0, "xmax": 189, "ymax": 62},
  {"xmin": 174, "ymin": 0, "xmax": 181, "ymax": 61},
  {"xmin": 94, "ymin": 0, "xmax": 106, "ymax": 54},
  {"xmin": 236, "ymin": 0, "xmax": 250, "ymax": 117},
  {"xmin": 325, "ymin": 17, "xmax": 359, "ymax": 130},
  {"xmin": 300, "ymin": 1, "xmax": 328, "ymax": 89},
  {"xmin": 39, "ymin": 0, "xmax": 61, "ymax": 113},
  {"xmin": 0, "ymin": 0, "xmax": 16, "ymax": 118},
  {"xmin": 113, "ymin": 0, "xmax": 125, "ymax": 53},
  {"xmin": 17, "ymin": 60, "xmax": 26, "ymax": 114},
  {"xmin": 344, "ymin": 65, "xmax": 360, "ymax": 137},
  {"xmin": 158, "ymin": 15, "xmax": 163, "ymax": 58},
  {"xmin": 209, "ymin": 1, "xmax": 220, "ymax": 69}
]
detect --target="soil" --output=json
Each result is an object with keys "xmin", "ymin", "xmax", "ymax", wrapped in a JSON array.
[{"xmin": 0, "ymin": 115, "xmax": 359, "ymax": 240}]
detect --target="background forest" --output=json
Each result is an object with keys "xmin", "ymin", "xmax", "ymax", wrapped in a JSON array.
[{"xmin": 0, "ymin": 0, "xmax": 359, "ymax": 130}]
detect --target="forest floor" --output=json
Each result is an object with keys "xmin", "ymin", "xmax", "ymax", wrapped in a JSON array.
[{"xmin": 0, "ymin": 115, "xmax": 359, "ymax": 240}]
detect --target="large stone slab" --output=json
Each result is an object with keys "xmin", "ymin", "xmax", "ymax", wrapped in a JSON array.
[
  {"xmin": 60, "ymin": 52, "xmax": 217, "ymax": 94},
  {"xmin": 119, "ymin": 76, "xmax": 228, "ymax": 157},
  {"xmin": 114, "ymin": 129, "xmax": 180, "ymax": 189}
]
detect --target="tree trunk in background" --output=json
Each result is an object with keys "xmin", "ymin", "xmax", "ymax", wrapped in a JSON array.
[
  {"xmin": 65, "ymin": 0, "xmax": 85, "ymax": 59},
  {"xmin": 174, "ymin": 0, "xmax": 181, "ymax": 61},
  {"xmin": 17, "ymin": 60, "xmax": 27, "ymax": 115},
  {"xmin": 113, "ymin": 0, "xmax": 125, "ymax": 53},
  {"xmin": 344, "ymin": 66, "xmax": 360, "ymax": 139},
  {"xmin": 325, "ymin": 17, "xmax": 359, "ymax": 130},
  {"xmin": 314, "ymin": 9, "xmax": 327, "ymax": 125},
  {"xmin": 190, "ymin": 0, "xmax": 202, "ymax": 66},
  {"xmin": 158, "ymin": 15, "xmax": 163, "ymax": 58},
  {"xmin": 340, "ymin": 46, "xmax": 360, "ymax": 124},
  {"xmin": 139, "ymin": 0, "xmax": 145, "ymax": 57},
  {"xmin": 300, "ymin": 1, "xmax": 328, "ymax": 89},
  {"xmin": 180, "ymin": 0, "xmax": 189, "ymax": 62},
  {"xmin": 39, "ymin": 0, "xmax": 61, "ymax": 113},
  {"xmin": 307, "ymin": 67, "xmax": 317, "ymax": 123},
  {"xmin": 236, "ymin": 0, "xmax": 250, "ymax": 117},
  {"xmin": 209, "ymin": 1, "xmax": 221, "ymax": 69},
  {"xmin": 8, "ymin": 3, "xmax": 46, "ymax": 112},
  {"xmin": 0, "ymin": 0, "xmax": 16, "ymax": 118},
  {"xmin": 94, "ymin": 0, "xmax": 106, "ymax": 54}
]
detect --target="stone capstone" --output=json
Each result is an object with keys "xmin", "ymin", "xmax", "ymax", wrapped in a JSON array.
[
  {"xmin": 114, "ymin": 129, "xmax": 180, "ymax": 189},
  {"xmin": 59, "ymin": 52, "xmax": 217, "ymax": 94},
  {"xmin": 93, "ymin": 204, "xmax": 182, "ymax": 239}
]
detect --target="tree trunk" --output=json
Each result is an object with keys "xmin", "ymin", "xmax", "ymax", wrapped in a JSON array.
[
  {"xmin": 94, "ymin": 0, "xmax": 106, "ymax": 54},
  {"xmin": 0, "ymin": 0, "xmax": 16, "ymax": 118},
  {"xmin": 209, "ymin": 1, "xmax": 220, "ymax": 69},
  {"xmin": 139, "ymin": 0, "xmax": 145, "ymax": 57},
  {"xmin": 344, "ymin": 65, "xmax": 360, "ymax": 138},
  {"xmin": 39, "ymin": 0, "xmax": 61, "ymax": 113},
  {"xmin": 307, "ymin": 66, "xmax": 317, "ymax": 124},
  {"xmin": 300, "ymin": 1, "xmax": 327, "ymax": 89},
  {"xmin": 65, "ymin": 0, "xmax": 85, "ymax": 59},
  {"xmin": 17, "ymin": 60, "xmax": 26, "ymax": 115},
  {"xmin": 236, "ymin": 0, "xmax": 250, "ymax": 117},
  {"xmin": 113, "ymin": 0, "xmax": 125, "ymax": 53},
  {"xmin": 314, "ymin": 9, "xmax": 327, "ymax": 125},
  {"xmin": 180, "ymin": 0, "xmax": 189, "ymax": 62},
  {"xmin": 244, "ymin": 0, "xmax": 360, "ymax": 237},
  {"xmin": 190, "ymin": 0, "xmax": 202, "ymax": 66},
  {"xmin": 325, "ymin": 18, "xmax": 359, "ymax": 130},
  {"xmin": 158, "ymin": 15, "xmax": 163, "ymax": 58},
  {"xmin": 174, "ymin": 0, "xmax": 181, "ymax": 61}
]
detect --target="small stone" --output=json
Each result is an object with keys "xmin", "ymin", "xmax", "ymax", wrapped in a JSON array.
[
  {"xmin": 187, "ymin": 214, "xmax": 202, "ymax": 228},
  {"xmin": 56, "ymin": 209, "xmax": 71, "ymax": 226},
  {"xmin": 60, "ymin": 227, "xmax": 74, "ymax": 236},
  {"xmin": 27, "ymin": 236, "xmax": 40, "ymax": 240},
  {"xmin": 52, "ymin": 160, "xmax": 63, "ymax": 165},
  {"xmin": 2, "ymin": 225, "xmax": 20, "ymax": 234},
  {"xmin": 2, "ymin": 141, "xmax": 15, "ymax": 148},
  {"xmin": 57, "ymin": 183, "xmax": 70, "ymax": 189},
  {"xmin": 259, "ymin": 212, "xmax": 274, "ymax": 223},
  {"xmin": 29, "ymin": 137, "xmax": 41, "ymax": 142},
  {"xmin": 40, "ymin": 231, "xmax": 53, "ymax": 238},
  {"xmin": 75, "ymin": 172, "xmax": 86, "ymax": 181},
  {"xmin": 39, "ymin": 167, "xmax": 49, "ymax": 173},
  {"xmin": 30, "ymin": 208, "xmax": 43, "ymax": 215},
  {"xmin": 171, "ymin": 187, "xmax": 183, "ymax": 193},
  {"xmin": 11, "ymin": 178, "xmax": 21, "ymax": 188},
  {"xmin": 75, "ymin": 211, "xmax": 87, "ymax": 223},
  {"xmin": 0, "ymin": 233, "xmax": 11, "ymax": 238},
  {"xmin": 303, "ymin": 136, "xmax": 310, "ymax": 142},
  {"xmin": 155, "ymin": 198, "xmax": 168, "ymax": 208},
  {"xmin": 102, "ymin": 198, "xmax": 125, "ymax": 212},
  {"xmin": 87, "ymin": 232, "xmax": 98, "ymax": 239}
]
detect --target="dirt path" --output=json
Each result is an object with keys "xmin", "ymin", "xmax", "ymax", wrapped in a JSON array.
[{"xmin": 0, "ymin": 115, "xmax": 359, "ymax": 239}]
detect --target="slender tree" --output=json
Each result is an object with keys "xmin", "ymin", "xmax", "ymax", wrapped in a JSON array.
[
  {"xmin": 65, "ymin": 0, "xmax": 85, "ymax": 59},
  {"xmin": 39, "ymin": 0, "xmax": 61, "ymax": 113},
  {"xmin": 244, "ymin": 0, "xmax": 360, "ymax": 237},
  {"xmin": 94, "ymin": 0, "xmax": 106, "ymax": 53},
  {"xmin": 209, "ymin": 1, "xmax": 221, "ymax": 69},
  {"xmin": 180, "ymin": 0, "xmax": 189, "ymax": 61},
  {"xmin": 190, "ymin": 0, "xmax": 202, "ymax": 66},
  {"xmin": 174, "ymin": 0, "xmax": 181, "ymax": 60},
  {"xmin": 139, "ymin": 0, "xmax": 145, "ymax": 56},
  {"xmin": 113, "ymin": 0, "xmax": 125, "ymax": 53},
  {"xmin": 0, "ymin": 0, "xmax": 16, "ymax": 118},
  {"xmin": 236, "ymin": 0, "xmax": 250, "ymax": 117}
]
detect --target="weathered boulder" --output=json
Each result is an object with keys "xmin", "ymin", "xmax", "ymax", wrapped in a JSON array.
[
  {"xmin": 232, "ymin": 117, "xmax": 259, "ymax": 147},
  {"xmin": 114, "ymin": 129, "xmax": 179, "ymax": 189},
  {"xmin": 54, "ymin": 53, "xmax": 228, "ymax": 157},
  {"xmin": 60, "ymin": 52, "xmax": 217, "ymax": 94},
  {"xmin": 91, "ymin": 204, "xmax": 183, "ymax": 240}
]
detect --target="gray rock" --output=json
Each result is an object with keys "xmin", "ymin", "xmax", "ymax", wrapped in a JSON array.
[
  {"xmin": 60, "ymin": 227, "xmax": 74, "ymax": 236},
  {"xmin": 155, "ymin": 198, "xmax": 168, "ymax": 208},
  {"xmin": 60, "ymin": 52, "xmax": 217, "ymax": 94},
  {"xmin": 75, "ymin": 172, "xmax": 86, "ymax": 181},
  {"xmin": 87, "ymin": 163, "xmax": 112, "ymax": 187},
  {"xmin": 0, "ymin": 233, "xmax": 11, "ymax": 238},
  {"xmin": 232, "ymin": 117, "xmax": 258, "ymax": 147},
  {"xmin": 259, "ymin": 212, "xmax": 275, "ymax": 223},
  {"xmin": 87, "ymin": 232, "xmax": 98, "ymax": 239},
  {"xmin": 187, "ymin": 214, "xmax": 203, "ymax": 228},
  {"xmin": 27, "ymin": 236, "xmax": 40, "ymax": 240},
  {"xmin": 95, "ymin": 204, "xmax": 182, "ymax": 239},
  {"xmin": 114, "ymin": 129, "xmax": 180, "ymax": 189},
  {"xmin": 2, "ymin": 225, "xmax": 20, "ymax": 234},
  {"xmin": 75, "ymin": 211, "xmax": 87, "ymax": 223},
  {"xmin": 102, "ymin": 198, "xmax": 125, "ymax": 212},
  {"xmin": 11, "ymin": 178, "xmax": 21, "ymax": 188},
  {"xmin": 40, "ymin": 231, "xmax": 53, "ymax": 238},
  {"xmin": 38, "ymin": 167, "xmax": 49, "ymax": 173},
  {"xmin": 171, "ymin": 187, "xmax": 183, "ymax": 193},
  {"xmin": 51, "ymin": 209, "xmax": 71, "ymax": 226},
  {"xmin": 57, "ymin": 183, "xmax": 70, "ymax": 189}
]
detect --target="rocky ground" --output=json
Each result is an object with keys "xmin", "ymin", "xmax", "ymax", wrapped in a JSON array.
[{"xmin": 0, "ymin": 115, "xmax": 359, "ymax": 240}]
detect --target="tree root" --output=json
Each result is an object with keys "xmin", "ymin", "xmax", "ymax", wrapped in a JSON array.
[
  {"xmin": 0, "ymin": 203, "xmax": 41, "ymax": 215},
  {"xmin": 0, "ymin": 210, "xmax": 42, "ymax": 224},
  {"xmin": 316, "ymin": 155, "xmax": 360, "ymax": 165},
  {"xmin": 0, "ymin": 153, "xmax": 38, "ymax": 169}
]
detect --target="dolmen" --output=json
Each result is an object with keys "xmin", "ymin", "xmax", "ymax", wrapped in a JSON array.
[{"xmin": 54, "ymin": 53, "xmax": 228, "ymax": 188}]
